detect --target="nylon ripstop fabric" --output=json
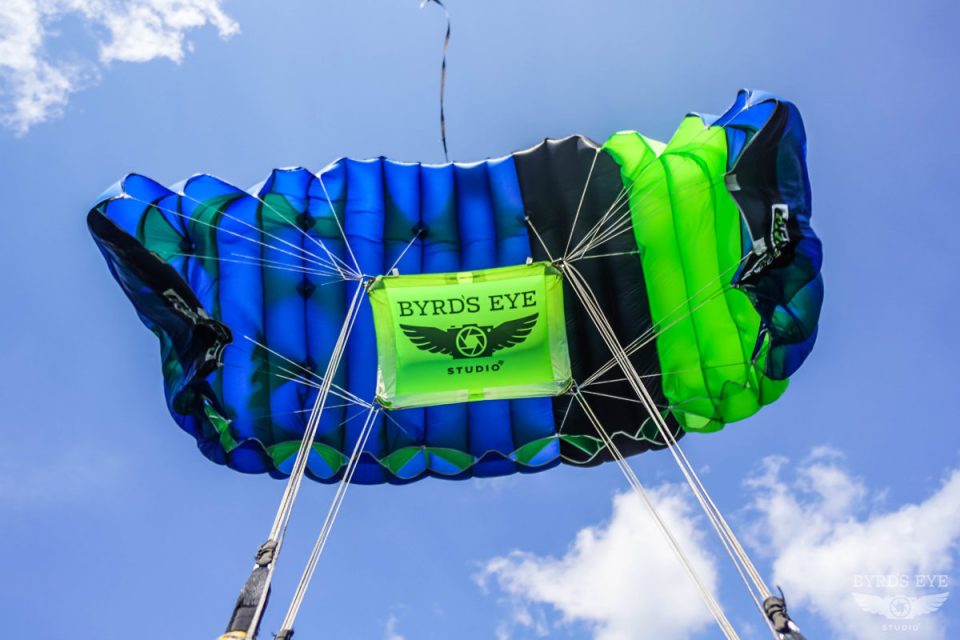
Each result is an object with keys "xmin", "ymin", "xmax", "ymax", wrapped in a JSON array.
[{"xmin": 87, "ymin": 90, "xmax": 822, "ymax": 484}]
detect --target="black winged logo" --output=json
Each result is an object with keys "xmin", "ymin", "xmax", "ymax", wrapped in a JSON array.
[{"xmin": 400, "ymin": 313, "xmax": 539, "ymax": 359}]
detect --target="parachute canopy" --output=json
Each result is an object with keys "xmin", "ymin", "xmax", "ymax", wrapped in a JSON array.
[{"xmin": 88, "ymin": 90, "xmax": 822, "ymax": 484}]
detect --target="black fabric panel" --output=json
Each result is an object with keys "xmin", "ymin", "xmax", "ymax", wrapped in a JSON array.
[
  {"xmin": 511, "ymin": 136, "xmax": 682, "ymax": 465},
  {"xmin": 730, "ymin": 102, "xmax": 792, "ymax": 264},
  {"xmin": 87, "ymin": 209, "xmax": 232, "ymax": 415},
  {"xmin": 731, "ymin": 101, "xmax": 817, "ymax": 306}
]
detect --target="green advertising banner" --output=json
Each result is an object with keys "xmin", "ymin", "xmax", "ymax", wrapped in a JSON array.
[{"xmin": 369, "ymin": 262, "xmax": 572, "ymax": 409}]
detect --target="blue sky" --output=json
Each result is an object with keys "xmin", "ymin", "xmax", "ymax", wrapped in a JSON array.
[{"xmin": 1, "ymin": 1, "xmax": 959, "ymax": 638}]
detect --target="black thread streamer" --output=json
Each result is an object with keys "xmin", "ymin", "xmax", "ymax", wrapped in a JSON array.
[{"xmin": 421, "ymin": 0, "xmax": 451, "ymax": 162}]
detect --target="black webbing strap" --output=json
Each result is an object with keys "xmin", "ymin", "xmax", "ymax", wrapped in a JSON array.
[
  {"xmin": 220, "ymin": 541, "xmax": 278, "ymax": 639},
  {"xmin": 763, "ymin": 588, "xmax": 808, "ymax": 640}
]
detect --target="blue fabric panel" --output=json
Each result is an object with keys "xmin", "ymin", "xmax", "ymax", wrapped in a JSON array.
[
  {"xmin": 726, "ymin": 128, "xmax": 748, "ymax": 170},
  {"xmin": 341, "ymin": 159, "xmax": 387, "ymax": 484},
  {"xmin": 394, "ymin": 449, "xmax": 427, "ymax": 480},
  {"xmin": 524, "ymin": 439, "xmax": 562, "ymax": 468},
  {"xmin": 487, "ymin": 157, "xmax": 531, "ymax": 265},
  {"xmin": 453, "ymin": 162, "xmax": 515, "ymax": 477},
  {"xmin": 144, "ymin": 178, "xmax": 185, "ymax": 235},
  {"xmin": 382, "ymin": 160, "xmax": 427, "ymax": 452},
  {"xmin": 454, "ymin": 163, "xmax": 498, "ymax": 271},
  {"xmin": 305, "ymin": 164, "xmax": 350, "ymax": 454},
  {"xmin": 486, "ymin": 157, "xmax": 558, "ymax": 453},
  {"xmin": 177, "ymin": 174, "xmax": 246, "ymax": 315},
  {"xmin": 229, "ymin": 440, "xmax": 271, "ymax": 474},
  {"xmin": 115, "ymin": 175, "xmax": 172, "ymax": 235},
  {"xmin": 256, "ymin": 171, "xmax": 310, "ymax": 444},
  {"xmin": 211, "ymin": 194, "xmax": 264, "ymax": 447},
  {"xmin": 276, "ymin": 169, "xmax": 323, "ymax": 452},
  {"xmin": 383, "ymin": 160, "xmax": 424, "ymax": 270},
  {"xmin": 769, "ymin": 273, "xmax": 824, "ymax": 377},
  {"xmin": 418, "ymin": 163, "xmax": 469, "ymax": 474},
  {"xmin": 203, "ymin": 183, "xmax": 269, "ymax": 473},
  {"xmin": 176, "ymin": 187, "xmax": 217, "ymax": 338},
  {"xmin": 710, "ymin": 89, "xmax": 751, "ymax": 127}
]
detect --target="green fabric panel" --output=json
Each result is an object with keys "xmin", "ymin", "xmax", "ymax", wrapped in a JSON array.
[
  {"xmin": 379, "ymin": 447, "xmax": 422, "ymax": 475},
  {"xmin": 605, "ymin": 131, "xmax": 715, "ymax": 424},
  {"xmin": 136, "ymin": 203, "xmax": 182, "ymax": 260},
  {"xmin": 369, "ymin": 262, "xmax": 572, "ymax": 409},
  {"xmin": 558, "ymin": 434, "xmax": 604, "ymax": 457},
  {"xmin": 426, "ymin": 447, "xmax": 475, "ymax": 472},
  {"xmin": 311, "ymin": 442, "xmax": 347, "ymax": 472},
  {"xmin": 204, "ymin": 402, "xmax": 238, "ymax": 453},
  {"xmin": 266, "ymin": 440, "xmax": 345, "ymax": 473},
  {"xmin": 512, "ymin": 435, "xmax": 557, "ymax": 465},
  {"xmin": 602, "ymin": 117, "xmax": 788, "ymax": 432},
  {"xmin": 375, "ymin": 437, "xmax": 561, "ymax": 476},
  {"xmin": 556, "ymin": 423, "xmax": 666, "ymax": 464},
  {"xmin": 266, "ymin": 440, "xmax": 300, "ymax": 466}
]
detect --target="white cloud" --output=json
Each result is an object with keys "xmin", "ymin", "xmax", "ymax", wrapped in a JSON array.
[
  {"xmin": 384, "ymin": 614, "xmax": 405, "ymax": 640},
  {"xmin": 0, "ymin": 0, "xmax": 238, "ymax": 134},
  {"xmin": 746, "ymin": 448, "xmax": 960, "ymax": 640},
  {"xmin": 477, "ymin": 485, "xmax": 720, "ymax": 640},
  {"xmin": 478, "ymin": 450, "xmax": 960, "ymax": 640}
]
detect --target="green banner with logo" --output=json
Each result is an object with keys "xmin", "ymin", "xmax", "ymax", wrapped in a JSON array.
[{"xmin": 369, "ymin": 262, "xmax": 572, "ymax": 409}]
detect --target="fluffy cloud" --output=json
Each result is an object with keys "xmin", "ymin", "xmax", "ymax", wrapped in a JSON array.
[
  {"xmin": 477, "ymin": 485, "xmax": 721, "ymax": 640},
  {"xmin": 0, "ymin": 0, "xmax": 238, "ymax": 134},
  {"xmin": 478, "ymin": 450, "xmax": 960, "ymax": 640},
  {"xmin": 746, "ymin": 448, "xmax": 960, "ymax": 640}
]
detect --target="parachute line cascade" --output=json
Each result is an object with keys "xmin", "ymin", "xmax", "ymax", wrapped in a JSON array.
[{"xmin": 88, "ymin": 90, "xmax": 822, "ymax": 639}]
